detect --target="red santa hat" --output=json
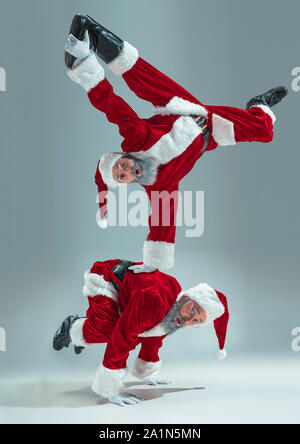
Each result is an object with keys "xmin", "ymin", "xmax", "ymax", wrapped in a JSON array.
[
  {"xmin": 95, "ymin": 152, "xmax": 123, "ymax": 228},
  {"xmin": 179, "ymin": 283, "xmax": 229, "ymax": 360}
]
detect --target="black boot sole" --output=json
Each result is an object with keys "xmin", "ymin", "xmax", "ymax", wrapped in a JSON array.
[
  {"xmin": 246, "ymin": 86, "xmax": 288, "ymax": 110},
  {"xmin": 65, "ymin": 14, "xmax": 91, "ymax": 68},
  {"xmin": 84, "ymin": 15, "xmax": 124, "ymax": 64},
  {"xmin": 53, "ymin": 315, "xmax": 76, "ymax": 351}
]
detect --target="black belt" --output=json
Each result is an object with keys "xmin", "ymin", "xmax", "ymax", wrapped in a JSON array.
[
  {"xmin": 111, "ymin": 260, "xmax": 135, "ymax": 291},
  {"xmin": 192, "ymin": 114, "xmax": 210, "ymax": 154}
]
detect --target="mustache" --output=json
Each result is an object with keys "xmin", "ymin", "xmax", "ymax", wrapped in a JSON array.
[
  {"xmin": 160, "ymin": 299, "xmax": 187, "ymax": 335},
  {"xmin": 125, "ymin": 154, "xmax": 158, "ymax": 186}
]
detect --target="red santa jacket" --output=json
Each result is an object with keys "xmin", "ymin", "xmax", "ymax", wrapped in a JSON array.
[
  {"xmin": 91, "ymin": 79, "xmax": 218, "ymax": 270},
  {"xmin": 87, "ymin": 260, "xmax": 182, "ymax": 371},
  {"xmin": 90, "ymin": 63, "xmax": 274, "ymax": 270}
]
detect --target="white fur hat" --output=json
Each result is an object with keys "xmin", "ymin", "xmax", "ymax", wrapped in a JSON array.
[
  {"xmin": 180, "ymin": 283, "xmax": 225, "ymax": 325},
  {"xmin": 179, "ymin": 283, "xmax": 229, "ymax": 360},
  {"xmin": 99, "ymin": 152, "xmax": 123, "ymax": 188}
]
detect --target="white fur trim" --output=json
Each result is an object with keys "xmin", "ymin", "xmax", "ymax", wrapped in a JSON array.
[
  {"xmin": 212, "ymin": 114, "xmax": 236, "ymax": 146},
  {"xmin": 96, "ymin": 211, "xmax": 108, "ymax": 229},
  {"xmin": 138, "ymin": 323, "xmax": 167, "ymax": 338},
  {"xmin": 180, "ymin": 283, "xmax": 224, "ymax": 325},
  {"xmin": 92, "ymin": 365, "xmax": 128, "ymax": 398},
  {"xmin": 69, "ymin": 318, "xmax": 89, "ymax": 347},
  {"xmin": 138, "ymin": 116, "xmax": 202, "ymax": 165},
  {"xmin": 67, "ymin": 53, "xmax": 105, "ymax": 92},
  {"xmin": 108, "ymin": 41, "xmax": 139, "ymax": 75},
  {"xmin": 217, "ymin": 349, "xmax": 227, "ymax": 360},
  {"xmin": 99, "ymin": 152, "xmax": 122, "ymax": 188},
  {"xmin": 82, "ymin": 272, "xmax": 119, "ymax": 303},
  {"xmin": 131, "ymin": 357, "xmax": 161, "ymax": 379},
  {"xmin": 143, "ymin": 240, "xmax": 175, "ymax": 269},
  {"xmin": 154, "ymin": 96, "xmax": 208, "ymax": 118},
  {"xmin": 250, "ymin": 104, "xmax": 276, "ymax": 125}
]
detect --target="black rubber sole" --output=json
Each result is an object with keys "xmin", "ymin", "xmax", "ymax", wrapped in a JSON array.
[
  {"xmin": 65, "ymin": 14, "xmax": 87, "ymax": 68},
  {"xmin": 53, "ymin": 315, "xmax": 74, "ymax": 351}
]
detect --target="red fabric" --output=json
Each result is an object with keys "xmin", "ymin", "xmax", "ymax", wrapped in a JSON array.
[
  {"xmin": 214, "ymin": 291, "xmax": 229, "ymax": 350},
  {"xmin": 145, "ymin": 183, "xmax": 178, "ymax": 244},
  {"xmin": 95, "ymin": 160, "xmax": 108, "ymax": 220},
  {"xmin": 137, "ymin": 336, "xmax": 167, "ymax": 363},
  {"xmin": 89, "ymin": 57, "xmax": 274, "ymax": 248},
  {"xmin": 82, "ymin": 260, "xmax": 181, "ymax": 369}
]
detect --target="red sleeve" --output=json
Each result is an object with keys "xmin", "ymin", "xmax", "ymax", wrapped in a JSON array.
[
  {"xmin": 102, "ymin": 291, "xmax": 164, "ymax": 370},
  {"xmin": 138, "ymin": 336, "xmax": 167, "ymax": 362},
  {"xmin": 88, "ymin": 78, "xmax": 149, "ymax": 150},
  {"xmin": 90, "ymin": 260, "xmax": 120, "ymax": 282},
  {"xmin": 143, "ymin": 183, "xmax": 179, "ymax": 269}
]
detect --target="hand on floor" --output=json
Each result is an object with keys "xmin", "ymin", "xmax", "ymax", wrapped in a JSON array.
[
  {"xmin": 108, "ymin": 392, "xmax": 144, "ymax": 407},
  {"xmin": 128, "ymin": 264, "xmax": 157, "ymax": 274},
  {"xmin": 65, "ymin": 31, "xmax": 91, "ymax": 60},
  {"xmin": 145, "ymin": 377, "xmax": 173, "ymax": 386}
]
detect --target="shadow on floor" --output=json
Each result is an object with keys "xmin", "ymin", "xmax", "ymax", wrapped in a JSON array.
[{"xmin": 0, "ymin": 380, "xmax": 205, "ymax": 408}]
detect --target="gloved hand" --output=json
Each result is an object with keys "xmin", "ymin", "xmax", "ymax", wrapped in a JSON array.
[
  {"xmin": 128, "ymin": 264, "xmax": 157, "ymax": 274},
  {"xmin": 108, "ymin": 392, "xmax": 144, "ymax": 407},
  {"xmin": 145, "ymin": 377, "xmax": 173, "ymax": 386},
  {"xmin": 65, "ymin": 31, "xmax": 91, "ymax": 60}
]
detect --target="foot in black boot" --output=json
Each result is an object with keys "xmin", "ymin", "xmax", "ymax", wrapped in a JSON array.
[
  {"xmin": 53, "ymin": 315, "xmax": 84, "ymax": 354},
  {"xmin": 246, "ymin": 86, "xmax": 288, "ymax": 110},
  {"xmin": 65, "ymin": 14, "xmax": 124, "ymax": 68}
]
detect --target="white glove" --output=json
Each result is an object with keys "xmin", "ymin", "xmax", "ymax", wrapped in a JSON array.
[
  {"xmin": 108, "ymin": 392, "xmax": 144, "ymax": 407},
  {"xmin": 145, "ymin": 377, "xmax": 173, "ymax": 386},
  {"xmin": 65, "ymin": 31, "xmax": 91, "ymax": 60},
  {"xmin": 128, "ymin": 264, "xmax": 157, "ymax": 274}
]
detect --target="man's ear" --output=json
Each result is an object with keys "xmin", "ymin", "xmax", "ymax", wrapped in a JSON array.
[{"xmin": 179, "ymin": 295, "xmax": 190, "ymax": 302}]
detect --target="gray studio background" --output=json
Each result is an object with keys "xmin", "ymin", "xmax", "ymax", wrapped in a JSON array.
[{"xmin": 0, "ymin": 0, "xmax": 299, "ymax": 378}]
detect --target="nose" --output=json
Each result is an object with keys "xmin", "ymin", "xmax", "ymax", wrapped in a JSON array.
[
  {"xmin": 183, "ymin": 315, "xmax": 194, "ymax": 327},
  {"xmin": 134, "ymin": 167, "xmax": 142, "ymax": 177}
]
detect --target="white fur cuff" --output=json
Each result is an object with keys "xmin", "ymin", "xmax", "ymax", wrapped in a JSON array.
[
  {"xmin": 154, "ymin": 96, "xmax": 208, "ymax": 118},
  {"xmin": 132, "ymin": 357, "xmax": 161, "ymax": 379},
  {"xmin": 67, "ymin": 53, "xmax": 105, "ymax": 92},
  {"xmin": 92, "ymin": 365, "xmax": 128, "ymax": 398},
  {"xmin": 212, "ymin": 114, "xmax": 236, "ymax": 146},
  {"xmin": 143, "ymin": 240, "xmax": 175, "ymax": 269},
  {"xmin": 70, "ymin": 318, "xmax": 89, "ymax": 347},
  {"xmin": 108, "ymin": 41, "xmax": 139, "ymax": 75}
]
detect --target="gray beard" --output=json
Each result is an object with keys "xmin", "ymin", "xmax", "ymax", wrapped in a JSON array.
[
  {"xmin": 124, "ymin": 154, "xmax": 158, "ymax": 186},
  {"xmin": 160, "ymin": 299, "xmax": 187, "ymax": 335}
]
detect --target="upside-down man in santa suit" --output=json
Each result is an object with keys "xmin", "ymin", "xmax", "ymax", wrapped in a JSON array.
[
  {"xmin": 64, "ymin": 15, "xmax": 288, "ymax": 274},
  {"xmin": 53, "ymin": 259, "xmax": 229, "ymax": 406}
]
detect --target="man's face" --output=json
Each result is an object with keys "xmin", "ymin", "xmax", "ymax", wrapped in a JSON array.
[
  {"xmin": 175, "ymin": 295, "xmax": 207, "ymax": 327},
  {"xmin": 160, "ymin": 296, "xmax": 207, "ymax": 335},
  {"xmin": 112, "ymin": 157, "xmax": 142, "ymax": 184}
]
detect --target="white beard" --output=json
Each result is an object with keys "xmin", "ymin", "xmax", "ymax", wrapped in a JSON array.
[
  {"xmin": 125, "ymin": 153, "xmax": 159, "ymax": 186},
  {"xmin": 160, "ymin": 299, "xmax": 186, "ymax": 335}
]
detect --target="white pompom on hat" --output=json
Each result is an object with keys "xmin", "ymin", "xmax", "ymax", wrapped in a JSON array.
[{"xmin": 179, "ymin": 283, "xmax": 229, "ymax": 360}]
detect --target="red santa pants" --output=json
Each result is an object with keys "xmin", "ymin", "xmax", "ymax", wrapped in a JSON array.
[
  {"xmin": 122, "ymin": 57, "xmax": 275, "ymax": 144},
  {"xmin": 81, "ymin": 295, "xmax": 120, "ymax": 344}
]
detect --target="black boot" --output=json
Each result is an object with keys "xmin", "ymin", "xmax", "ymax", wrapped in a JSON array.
[
  {"xmin": 65, "ymin": 14, "xmax": 124, "ymax": 68},
  {"xmin": 246, "ymin": 86, "xmax": 288, "ymax": 110},
  {"xmin": 53, "ymin": 315, "xmax": 85, "ymax": 355}
]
